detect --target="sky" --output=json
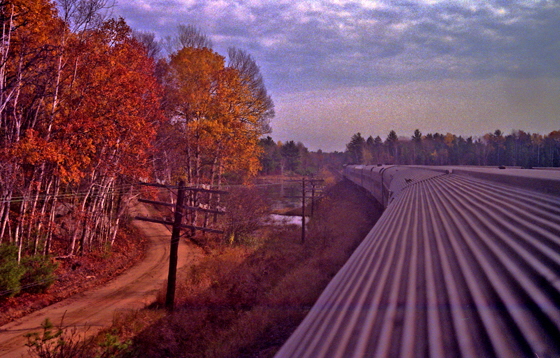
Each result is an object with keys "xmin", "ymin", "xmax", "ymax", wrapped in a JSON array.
[{"xmin": 113, "ymin": 0, "xmax": 560, "ymax": 151}]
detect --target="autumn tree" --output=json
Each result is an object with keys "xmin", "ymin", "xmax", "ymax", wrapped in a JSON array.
[
  {"xmin": 157, "ymin": 27, "xmax": 274, "ymax": 229},
  {"xmin": 227, "ymin": 47, "xmax": 274, "ymax": 135},
  {"xmin": 1, "ymin": 0, "xmax": 67, "ymax": 260},
  {"xmin": 55, "ymin": 18, "xmax": 163, "ymax": 255},
  {"xmin": 164, "ymin": 46, "xmax": 263, "ymax": 185},
  {"xmin": 1, "ymin": 0, "xmax": 163, "ymax": 263}
]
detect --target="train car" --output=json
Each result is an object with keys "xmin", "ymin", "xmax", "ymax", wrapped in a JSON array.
[
  {"xmin": 343, "ymin": 165, "xmax": 392, "ymax": 206},
  {"xmin": 343, "ymin": 165, "xmax": 366, "ymax": 188},
  {"xmin": 277, "ymin": 165, "xmax": 560, "ymax": 358},
  {"xmin": 417, "ymin": 165, "xmax": 560, "ymax": 196},
  {"xmin": 344, "ymin": 165, "xmax": 446, "ymax": 207}
]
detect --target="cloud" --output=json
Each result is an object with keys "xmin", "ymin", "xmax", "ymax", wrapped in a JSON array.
[
  {"xmin": 114, "ymin": 0, "xmax": 560, "ymax": 93},
  {"xmin": 112, "ymin": 0, "xmax": 560, "ymax": 150}
]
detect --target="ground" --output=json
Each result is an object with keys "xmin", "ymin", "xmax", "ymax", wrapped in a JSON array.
[
  {"xmin": 0, "ymin": 226, "xmax": 145, "ymax": 327},
  {"xmin": 0, "ymin": 179, "xmax": 382, "ymax": 358},
  {"xmin": 0, "ymin": 201, "xmax": 203, "ymax": 358}
]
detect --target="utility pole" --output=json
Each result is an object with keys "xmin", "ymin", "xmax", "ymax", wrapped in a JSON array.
[
  {"xmin": 301, "ymin": 178, "xmax": 306, "ymax": 244},
  {"xmin": 284, "ymin": 178, "xmax": 324, "ymax": 244},
  {"xmin": 166, "ymin": 180, "xmax": 185, "ymax": 310},
  {"xmin": 302, "ymin": 178, "xmax": 325, "ymax": 243},
  {"xmin": 135, "ymin": 182, "xmax": 226, "ymax": 310},
  {"xmin": 310, "ymin": 180, "xmax": 316, "ymax": 217}
]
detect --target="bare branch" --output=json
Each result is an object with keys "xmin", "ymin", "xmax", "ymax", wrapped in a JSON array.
[
  {"xmin": 228, "ymin": 47, "xmax": 274, "ymax": 134},
  {"xmin": 133, "ymin": 30, "xmax": 161, "ymax": 59},
  {"xmin": 177, "ymin": 24, "xmax": 212, "ymax": 49},
  {"xmin": 56, "ymin": 0, "xmax": 115, "ymax": 32},
  {"xmin": 161, "ymin": 24, "xmax": 212, "ymax": 56}
]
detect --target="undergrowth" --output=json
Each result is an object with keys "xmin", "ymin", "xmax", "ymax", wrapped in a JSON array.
[
  {"xmin": 22, "ymin": 179, "xmax": 381, "ymax": 358},
  {"xmin": 0, "ymin": 245, "xmax": 58, "ymax": 298},
  {"xmin": 25, "ymin": 317, "xmax": 134, "ymax": 358},
  {"xmin": 122, "ymin": 179, "xmax": 382, "ymax": 358}
]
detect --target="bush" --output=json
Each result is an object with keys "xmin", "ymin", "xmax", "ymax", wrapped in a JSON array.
[
  {"xmin": 21, "ymin": 254, "xmax": 58, "ymax": 294},
  {"xmin": 220, "ymin": 186, "xmax": 271, "ymax": 245},
  {"xmin": 0, "ymin": 244, "xmax": 58, "ymax": 297},
  {"xmin": 25, "ymin": 318, "xmax": 95, "ymax": 358},
  {"xmin": 25, "ymin": 318, "xmax": 132, "ymax": 358},
  {"xmin": 0, "ymin": 244, "xmax": 26, "ymax": 297}
]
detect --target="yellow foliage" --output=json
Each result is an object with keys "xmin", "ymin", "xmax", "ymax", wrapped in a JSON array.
[{"xmin": 166, "ymin": 46, "xmax": 267, "ymax": 184}]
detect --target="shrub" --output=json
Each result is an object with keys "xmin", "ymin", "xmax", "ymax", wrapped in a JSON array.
[
  {"xmin": 25, "ymin": 318, "xmax": 95, "ymax": 358},
  {"xmin": 0, "ymin": 244, "xmax": 58, "ymax": 297},
  {"xmin": 21, "ymin": 254, "xmax": 58, "ymax": 294},
  {"xmin": 0, "ymin": 244, "xmax": 26, "ymax": 297},
  {"xmin": 220, "ymin": 186, "xmax": 271, "ymax": 245},
  {"xmin": 25, "ymin": 318, "xmax": 132, "ymax": 358}
]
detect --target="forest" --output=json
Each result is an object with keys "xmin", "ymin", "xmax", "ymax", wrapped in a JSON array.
[
  {"xmin": 256, "ymin": 127, "xmax": 560, "ymax": 178},
  {"xmin": 344, "ymin": 129, "xmax": 560, "ymax": 167},
  {"xmin": 0, "ymin": 0, "xmax": 272, "ymax": 295}
]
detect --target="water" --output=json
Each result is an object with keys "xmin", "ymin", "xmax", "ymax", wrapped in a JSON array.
[
  {"xmin": 256, "ymin": 179, "xmax": 311, "ymax": 226},
  {"xmin": 268, "ymin": 214, "xmax": 309, "ymax": 226}
]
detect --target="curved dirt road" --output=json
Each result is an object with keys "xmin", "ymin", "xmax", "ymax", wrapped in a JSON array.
[{"xmin": 0, "ymin": 202, "xmax": 202, "ymax": 357}]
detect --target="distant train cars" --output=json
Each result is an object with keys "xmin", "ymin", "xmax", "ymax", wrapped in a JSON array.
[
  {"xmin": 343, "ymin": 164, "xmax": 560, "ymax": 207},
  {"xmin": 343, "ymin": 165, "xmax": 447, "ymax": 207},
  {"xmin": 276, "ymin": 165, "xmax": 560, "ymax": 358}
]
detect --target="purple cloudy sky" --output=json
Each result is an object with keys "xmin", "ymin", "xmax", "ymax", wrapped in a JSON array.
[{"xmin": 113, "ymin": 0, "xmax": 560, "ymax": 151}]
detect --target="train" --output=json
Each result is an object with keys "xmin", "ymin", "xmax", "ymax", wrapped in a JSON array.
[
  {"xmin": 343, "ymin": 164, "xmax": 560, "ymax": 208},
  {"xmin": 275, "ymin": 165, "xmax": 560, "ymax": 358}
]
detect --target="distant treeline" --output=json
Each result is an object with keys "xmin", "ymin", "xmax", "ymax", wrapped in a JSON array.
[
  {"xmin": 258, "ymin": 137, "xmax": 346, "ymax": 176},
  {"xmin": 345, "ymin": 129, "xmax": 560, "ymax": 167},
  {"xmin": 257, "ymin": 129, "xmax": 560, "ymax": 177}
]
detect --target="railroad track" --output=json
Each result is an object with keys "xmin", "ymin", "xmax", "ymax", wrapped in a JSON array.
[{"xmin": 276, "ymin": 166, "xmax": 560, "ymax": 358}]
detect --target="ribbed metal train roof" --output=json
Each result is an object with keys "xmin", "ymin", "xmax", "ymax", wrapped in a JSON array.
[
  {"xmin": 381, "ymin": 166, "xmax": 446, "ymax": 204},
  {"xmin": 275, "ymin": 172, "xmax": 560, "ymax": 358}
]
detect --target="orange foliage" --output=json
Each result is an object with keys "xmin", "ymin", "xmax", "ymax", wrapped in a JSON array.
[
  {"xmin": 53, "ymin": 18, "xmax": 163, "ymax": 183},
  {"xmin": 1, "ymin": 3, "xmax": 164, "ymax": 254}
]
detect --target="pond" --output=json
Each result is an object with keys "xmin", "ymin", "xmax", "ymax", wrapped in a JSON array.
[{"xmin": 268, "ymin": 214, "xmax": 309, "ymax": 226}]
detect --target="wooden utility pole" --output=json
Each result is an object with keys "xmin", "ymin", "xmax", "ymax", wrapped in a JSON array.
[
  {"xmin": 301, "ymin": 178, "xmax": 306, "ymax": 244},
  {"xmin": 166, "ymin": 180, "xmax": 185, "ymax": 310},
  {"xmin": 284, "ymin": 178, "xmax": 325, "ymax": 244},
  {"xmin": 135, "ymin": 181, "xmax": 226, "ymax": 310},
  {"xmin": 310, "ymin": 180, "xmax": 317, "ymax": 217}
]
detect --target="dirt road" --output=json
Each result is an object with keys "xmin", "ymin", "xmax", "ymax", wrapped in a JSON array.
[{"xmin": 0, "ymin": 202, "xmax": 202, "ymax": 357}]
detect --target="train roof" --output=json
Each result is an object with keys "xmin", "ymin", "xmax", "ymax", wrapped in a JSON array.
[{"xmin": 278, "ymin": 166, "xmax": 560, "ymax": 357}]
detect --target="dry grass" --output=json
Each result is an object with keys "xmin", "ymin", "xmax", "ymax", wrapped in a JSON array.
[{"xmin": 119, "ymin": 179, "xmax": 382, "ymax": 358}]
